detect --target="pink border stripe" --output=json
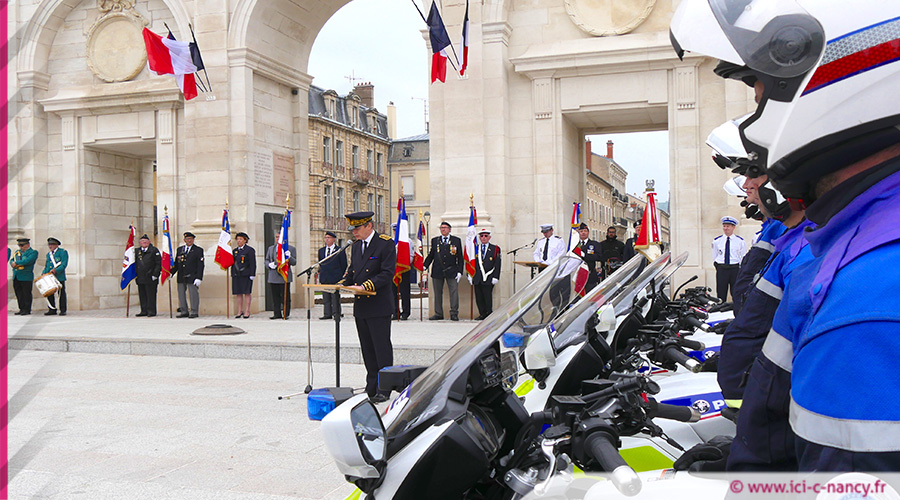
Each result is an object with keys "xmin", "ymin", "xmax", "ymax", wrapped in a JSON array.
[{"xmin": 2, "ymin": 0, "xmax": 10, "ymax": 497}]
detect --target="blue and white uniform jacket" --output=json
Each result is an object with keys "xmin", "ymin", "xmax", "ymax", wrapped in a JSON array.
[{"xmin": 732, "ymin": 218, "xmax": 786, "ymax": 316}]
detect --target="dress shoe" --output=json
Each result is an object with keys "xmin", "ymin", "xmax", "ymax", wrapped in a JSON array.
[
  {"xmin": 189, "ymin": 314, "xmax": 198, "ymax": 318},
  {"xmin": 450, "ymin": 315, "xmax": 459, "ymax": 321},
  {"xmin": 20, "ymin": 312, "xmax": 31, "ymax": 315},
  {"xmin": 370, "ymin": 393, "xmax": 390, "ymax": 404},
  {"xmin": 474, "ymin": 315, "xmax": 484, "ymax": 321},
  {"xmin": 400, "ymin": 316, "xmax": 409, "ymax": 321},
  {"xmin": 136, "ymin": 312, "xmax": 148, "ymax": 317},
  {"xmin": 235, "ymin": 314, "xmax": 243, "ymax": 319},
  {"xmin": 270, "ymin": 315, "xmax": 283, "ymax": 320},
  {"xmin": 428, "ymin": 314, "xmax": 444, "ymax": 321},
  {"xmin": 45, "ymin": 310, "xmax": 58, "ymax": 316},
  {"xmin": 177, "ymin": 313, "xmax": 189, "ymax": 318},
  {"xmin": 319, "ymin": 316, "xmax": 332, "ymax": 320},
  {"xmin": 147, "ymin": 313, "xmax": 156, "ymax": 317},
  {"xmin": 59, "ymin": 312, "xmax": 66, "ymax": 316},
  {"xmin": 14, "ymin": 311, "xmax": 23, "ymax": 315},
  {"xmin": 392, "ymin": 314, "xmax": 400, "ymax": 320}
]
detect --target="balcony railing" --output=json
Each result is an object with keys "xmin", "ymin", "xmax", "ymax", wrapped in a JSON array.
[
  {"xmin": 352, "ymin": 168, "xmax": 369, "ymax": 184},
  {"xmin": 320, "ymin": 161, "xmax": 332, "ymax": 174},
  {"xmin": 376, "ymin": 175, "xmax": 385, "ymax": 187}
]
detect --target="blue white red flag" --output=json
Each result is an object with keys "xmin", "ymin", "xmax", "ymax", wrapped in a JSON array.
[
  {"xmin": 568, "ymin": 202, "xmax": 582, "ymax": 252},
  {"xmin": 464, "ymin": 204, "xmax": 478, "ymax": 277},
  {"xmin": 414, "ymin": 220, "xmax": 425, "ymax": 273},
  {"xmin": 161, "ymin": 215, "xmax": 174, "ymax": 284},
  {"xmin": 426, "ymin": 2, "xmax": 452, "ymax": 83},
  {"xmin": 120, "ymin": 224, "xmax": 137, "ymax": 290},
  {"xmin": 276, "ymin": 210, "xmax": 291, "ymax": 281},
  {"xmin": 393, "ymin": 198, "xmax": 412, "ymax": 286},
  {"xmin": 214, "ymin": 208, "xmax": 234, "ymax": 269},
  {"xmin": 458, "ymin": 0, "xmax": 469, "ymax": 76}
]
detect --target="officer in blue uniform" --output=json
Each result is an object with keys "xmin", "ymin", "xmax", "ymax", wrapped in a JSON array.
[
  {"xmin": 672, "ymin": 0, "xmax": 900, "ymax": 471},
  {"xmin": 340, "ymin": 211, "xmax": 396, "ymax": 402},
  {"xmin": 318, "ymin": 231, "xmax": 348, "ymax": 320}
]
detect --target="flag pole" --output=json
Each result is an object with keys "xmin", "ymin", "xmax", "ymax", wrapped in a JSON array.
[
  {"xmin": 469, "ymin": 193, "xmax": 474, "ymax": 320},
  {"xmin": 284, "ymin": 195, "xmax": 290, "ymax": 320},
  {"xmin": 168, "ymin": 280, "xmax": 173, "ymax": 318},
  {"xmin": 225, "ymin": 201, "xmax": 230, "ymax": 319},
  {"xmin": 126, "ymin": 218, "xmax": 134, "ymax": 317},
  {"xmin": 189, "ymin": 23, "xmax": 213, "ymax": 92},
  {"xmin": 418, "ymin": 210, "xmax": 423, "ymax": 322}
]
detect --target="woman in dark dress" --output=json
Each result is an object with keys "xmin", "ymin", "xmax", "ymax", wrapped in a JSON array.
[{"xmin": 231, "ymin": 232, "xmax": 257, "ymax": 318}]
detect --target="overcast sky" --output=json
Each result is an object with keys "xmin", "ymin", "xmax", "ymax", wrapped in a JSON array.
[{"xmin": 309, "ymin": 1, "xmax": 670, "ymax": 200}]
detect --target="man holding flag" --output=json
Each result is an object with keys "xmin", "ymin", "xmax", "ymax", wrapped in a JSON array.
[
  {"xmin": 266, "ymin": 211, "xmax": 296, "ymax": 320},
  {"xmin": 173, "ymin": 232, "xmax": 204, "ymax": 318},
  {"xmin": 391, "ymin": 200, "xmax": 416, "ymax": 320},
  {"xmin": 120, "ymin": 224, "xmax": 138, "ymax": 291},
  {"xmin": 423, "ymin": 221, "xmax": 464, "ymax": 321},
  {"xmin": 160, "ymin": 213, "xmax": 175, "ymax": 286},
  {"xmin": 134, "ymin": 235, "xmax": 162, "ymax": 317},
  {"xmin": 469, "ymin": 228, "xmax": 501, "ymax": 320}
]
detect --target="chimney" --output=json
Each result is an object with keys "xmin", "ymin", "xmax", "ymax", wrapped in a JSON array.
[
  {"xmin": 607, "ymin": 140, "xmax": 614, "ymax": 159},
  {"xmin": 585, "ymin": 140, "xmax": 592, "ymax": 171},
  {"xmin": 387, "ymin": 101, "xmax": 397, "ymax": 140},
  {"xmin": 354, "ymin": 82, "xmax": 375, "ymax": 108}
]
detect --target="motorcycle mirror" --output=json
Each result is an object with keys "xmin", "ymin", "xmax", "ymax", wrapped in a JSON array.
[
  {"xmin": 523, "ymin": 326, "xmax": 557, "ymax": 370},
  {"xmin": 321, "ymin": 394, "xmax": 385, "ymax": 479}
]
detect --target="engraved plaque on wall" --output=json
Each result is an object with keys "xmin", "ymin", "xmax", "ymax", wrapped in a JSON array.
[
  {"xmin": 254, "ymin": 149, "xmax": 274, "ymax": 205},
  {"xmin": 272, "ymin": 153, "xmax": 295, "ymax": 206}
]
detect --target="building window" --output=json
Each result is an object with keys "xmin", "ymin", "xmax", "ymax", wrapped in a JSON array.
[
  {"xmin": 367, "ymin": 193, "xmax": 374, "ymax": 212},
  {"xmin": 337, "ymin": 187, "xmax": 345, "ymax": 216},
  {"xmin": 352, "ymin": 145, "xmax": 360, "ymax": 170},
  {"xmin": 324, "ymin": 185, "xmax": 332, "ymax": 217},
  {"xmin": 377, "ymin": 195, "xmax": 384, "ymax": 223},
  {"xmin": 324, "ymin": 137, "xmax": 333, "ymax": 163},
  {"xmin": 376, "ymin": 152, "xmax": 383, "ymax": 176},
  {"xmin": 403, "ymin": 145, "xmax": 413, "ymax": 158},
  {"xmin": 401, "ymin": 175, "xmax": 415, "ymax": 200},
  {"xmin": 367, "ymin": 149, "xmax": 374, "ymax": 173},
  {"xmin": 336, "ymin": 141, "xmax": 344, "ymax": 167},
  {"xmin": 353, "ymin": 190, "xmax": 360, "ymax": 211}
]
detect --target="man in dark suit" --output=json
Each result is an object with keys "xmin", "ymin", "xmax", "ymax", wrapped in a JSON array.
[
  {"xmin": 231, "ymin": 232, "xmax": 257, "ymax": 318},
  {"xmin": 173, "ymin": 232, "xmax": 204, "ymax": 318},
  {"xmin": 598, "ymin": 226, "xmax": 625, "ymax": 279},
  {"xmin": 422, "ymin": 221, "xmax": 464, "ymax": 321},
  {"xmin": 318, "ymin": 231, "xmax": 347, "ymax": 320},
  {"xmin": 340, "ymin": 211, "xmax": 396, "ymax": 402},
  {"xmin": 134, "ymin": 234, "xmax": 162, "ymax": 317},
  {"xmin": 265, "ymin": 242, "xmax": 297, "ymax": 319},
  {"xmin": 468, "ymin": 228, "xmax": 501, "ymax": 320},
  {"xmin": 574, "ymin": 223, "xmax": 603, "ymax": 293},
  {"xmin": 390, "ymin": 222, "xmax": 414, "ymax": 321}
]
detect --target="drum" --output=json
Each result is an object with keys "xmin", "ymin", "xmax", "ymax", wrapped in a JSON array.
[{"xmin": 34, "ymin": 273, "xmax": 62, "ymax": 297}]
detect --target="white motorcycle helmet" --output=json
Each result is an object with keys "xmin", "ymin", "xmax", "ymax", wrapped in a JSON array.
[
  {"xmin": 672, "ymin": 0, "xmax": 900, "ymax": 203},
  {"xmin": 708, "ymin": 118, "xmax": 792, "ymax": 221}
]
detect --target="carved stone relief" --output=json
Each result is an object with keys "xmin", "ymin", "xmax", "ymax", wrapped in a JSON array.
[
  {"xmin": 86, "ymin": 0, "xmax": 148, "ymax": 82},
  {"xmin": 565, "ymin": 0, "xmax": 657, "ymax": 37}
]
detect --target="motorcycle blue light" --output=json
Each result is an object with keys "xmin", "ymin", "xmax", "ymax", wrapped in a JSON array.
[
  {"xmin": 307, "ymin": 389, "xmax": 337, "ymax": 421},
  {"xmin": 501, "ymin": 332, "xmax": 525, "ymax": 348}
]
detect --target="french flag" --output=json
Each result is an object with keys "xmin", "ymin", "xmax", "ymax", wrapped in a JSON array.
[
  {"xmin": 142, "ymin": 28, "xmax": 198, "ymax": 100},
  {"xmin": 276, "ymin": 210, "xmax": 292, "ymax": 281},
  {"xmin": 566, "ymin": 202, "xmax": 590, "ymax": 296},
  {"xmin": 161, "ymin": 214, "xmax": 174, "ymax": 285},
  {"xmin": 393, "ymin": 198, "xmax": 412, "ymax": 286},
  {"xmin": 463, "ymin": 204, "xmax": 478, "ymax": 277},
  {"xmin": 567, "ymin": 202, "xmax": 582, "ymax": 252},
  {"xmin": 426, "ymin": 2, "xmax": 452, "ymax": 83},
  {"xmin": 120, "ymin": 224, "xmax": 137, "ymax": 290},
  {"xmin": 458, "ymin": 0, "xmax": 469, "ymax": 76},
  {"xmin": 414, "ymin": 220, "xmax": 426, "ymax": 273},
  {"xmin": 214, "ymin": 208, "xmax": 234, "ymax": 269}
]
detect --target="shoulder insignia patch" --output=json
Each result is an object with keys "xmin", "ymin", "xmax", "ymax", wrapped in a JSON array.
[{"xmin": 379, "ymin": 234, "xmax": 392, "ymax": 241}]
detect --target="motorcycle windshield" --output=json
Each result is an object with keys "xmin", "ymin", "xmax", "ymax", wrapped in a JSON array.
[
  {"xmin": 551, "ymin": 255, "xmax": 648, "ymax": 350},
  {"xmin": 385, "ymin": 255, "xmax": 586, "ymax": 440},
  {"xmin": 651, "ymin": 251, "xmax": 691, "ymax": 298},
  {"xmin": 608, "ymin": 251, "xmax": 687, "ymax": 316}
]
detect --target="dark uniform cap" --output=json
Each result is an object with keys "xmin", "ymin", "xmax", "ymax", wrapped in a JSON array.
[
  {"xmin": 139, "ymin": 234, "xmax": 150, "ymax": 241},
  {"xmin": 47, "ymin": 237, "xmax": 61, "ymax": 245},
  {"xmin": 633, "ymin": 220, "xmax": 642, "ymax": 228},
  {"xmin": 183, "ymin": 231, "xmax": 196, "ymax": 238},
  {"xmin": 345, "ymin": 211, "xmax": 374, "ymax": 228},
  {"xmin": 440, "ymin": 221, "xmax": 452, "ymax": 229},
  {"xmin": 577, "ymin": 222, "xmax": 589, "ymax": 230},
  {"xmin": 325, "ymin": 231, "xmax": 337, "ymax": 238},
  {"xmin": 17, "ymin": 238, "xmax": 30, "ymax": 244},
  {"xmin": 235, "ymin": 232, "xmax": 249, "ymax": 240}
]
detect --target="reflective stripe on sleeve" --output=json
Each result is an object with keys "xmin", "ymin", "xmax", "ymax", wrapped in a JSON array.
[
  {"xmin": 755, "ymin": 276, "xmax": 784, "ymax": 300},
  {"xmin": 753, "ymin": 240, "xmax": 775, "ymax": 252},
  {"xmin": 761, "ymin": 328, "xmax": 793, "ymax": 372},
  {"xmin": 790, "ymin": 398, "xmax": 900, "ymax": 452}
]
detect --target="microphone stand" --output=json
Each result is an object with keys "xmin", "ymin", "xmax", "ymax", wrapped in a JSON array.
[
  {"xmin": 507, "ymin": 238, "xmax": 537, "ymax": 293},
  {"xmin": 280, "ymin": 242, "xmax": 350, "ymax": 399}
]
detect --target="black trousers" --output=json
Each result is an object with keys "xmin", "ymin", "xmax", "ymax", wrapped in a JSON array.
[
  {"xmin": 473, "ymin": 284, "xmax": 494, "ymax": 319},
  {"xmin": 47, "ymin": 281, "xmax": 67, "ymax": 314},
  {"xmin": 14, "ymin": 278, "xmax": 32, "ymax": 313},
  {"xmin": 356, "ymin": 315, "xmax": 394, "ymax": 397},
  {"xmin": 322, "ymin": 288, "xmax": 341, "ymax": 318},
  {"xmin": 271, "ymin": 282, "xmax": 291, "ymax": 318},
  {"xmin": 391, "ymin": 271, "xmax": 411, "ymax": 318},
  {"xmin": 715, "ymin": 263, "xmax": 740, "ymax": 302},
  {"xmin": 137, "ymin": 282, "xmax": 158, "ymax": 315}
]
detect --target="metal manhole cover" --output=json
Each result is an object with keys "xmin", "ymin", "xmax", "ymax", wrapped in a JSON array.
[{"xmin": 192, "ymin": 324, "xmax": 246, "ymax": 336}]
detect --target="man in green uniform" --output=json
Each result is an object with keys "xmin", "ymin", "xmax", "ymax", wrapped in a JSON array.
[
  {"xmin": 10, "ymin": 237, "xmax": 39, "ymax": 315},
  {"xmin": 42, "ymin": 237, "xmax": 68, "ymax": 315}
]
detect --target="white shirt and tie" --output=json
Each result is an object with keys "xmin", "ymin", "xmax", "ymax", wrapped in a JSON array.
[
  {"xmin": 712, "ymin": 234, "xmax": 747, "ymax": 265},
  {"xmin": 533, "ymin": 235, "xmax": 566, "ymax": 265}
]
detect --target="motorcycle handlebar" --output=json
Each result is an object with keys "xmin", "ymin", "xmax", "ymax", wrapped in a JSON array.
[
  {"xmin": 585, "ymin": 432, "xmax": 642, "ymax": 496},
  {"xmin": 647, "ymin": 400, "xmax": 701, "ymax": 423},
  {"xmin": 678, "ymin": 338, "xmax": 705, "ymax": 351},
  {"xmin": 662, "ymin": 345, "xmax": 702, "ymax": 373},
  {"xmin": 684, "ymin": 315, "xmax": 710, "ymax": 332}
]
